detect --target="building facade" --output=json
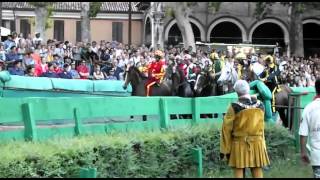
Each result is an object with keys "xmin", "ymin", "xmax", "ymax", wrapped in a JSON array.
[
  {"xmin": 139, "ymin": 2, "xmax": 320, "ymax": 56},
  {"xmin": 1, "ymin": 2, "xmax": 144, "ymax": 45}
]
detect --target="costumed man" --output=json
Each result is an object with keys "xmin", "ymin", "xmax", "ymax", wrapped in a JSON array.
[
  {"xmin": 187, "ymin": 58, "xmax": 201, "ymax": 90},
  {"xmin": 146, "ymin": 50, "xmax": 165, "ymax": 96},
  {"xmin": 210, "ymin": 49, "xmax": 225, "ymax": 95},
  {"xmin": 220, "ymin": 80, "xmax": 270, "ymax": 178},
  {"xmin": 235, "ymin": 51, "xmax": 247, "ymax": 80},
  {"xmin": 137, "ymin": 57, "xmax": 149, "ymax": 78},
  {"xmin": 259, "ymin": 55, "xmax": 281, "ymax": 112}
]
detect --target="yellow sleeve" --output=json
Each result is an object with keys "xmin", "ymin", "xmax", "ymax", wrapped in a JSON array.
[{"xmin": 220, "ymin": 105, "xmax": 235, "ymax": 155}]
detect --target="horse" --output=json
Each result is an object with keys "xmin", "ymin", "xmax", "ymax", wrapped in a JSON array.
[
  {"xmin": 241, "ymin": 64, "xmax": 293, "ymax": 129},
  {"xmin": 170, "ymin": 65, "xmax": 194, "ymax": 97},
  {"xmin": 122, "ymin": 66, "xmax": 173, "ymax": 96},
  {"xmin": 217, "ymin": 64, "xmax": 238, "ymax": 94},
  {"xmin": 193, "ymin": 70, "xmax": 218, "ymax": 97}
]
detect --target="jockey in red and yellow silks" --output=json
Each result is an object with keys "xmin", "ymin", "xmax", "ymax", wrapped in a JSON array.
[{"xmin": 146, "ymin": 50, "xmax": 165, "ymax": 96}]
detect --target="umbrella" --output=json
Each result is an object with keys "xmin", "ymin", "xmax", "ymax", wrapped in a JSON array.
[{"xmin": 0, "ymin": 27, "xmax": 11, "ymax": 36}]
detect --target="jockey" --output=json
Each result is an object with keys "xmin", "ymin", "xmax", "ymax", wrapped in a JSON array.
[
  {"xmin": 187, "ymin": 57, "xmax": 201, "ymax": 90},
  {"xmin": 209, "ymin": 48, "xmax": 219, "ymax": 64},
  {"xmin": 146, "ymin": 50, "xmax": 165, "ymax": 96},
  {"xmin": 137, "ymin": 60, "xmax": 149, "ymax": 78},
  {"xmin": 250, "ymin": 54, "xmax": 265, "ymax": 79},
  {"xmin": 259, "ymin": 55, "xmax": 281, "ymax": 112},
  {"xmin": 187, "ymin": 57, "xmax": 197, "ymax": 80}
]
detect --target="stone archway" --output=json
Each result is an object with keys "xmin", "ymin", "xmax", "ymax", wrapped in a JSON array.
[
  {"xmin": 164, "ymin": 17, "xmax": 206, "ymax": 44},
  {"xmin": 248, "ymin": 18, "xmax": 289, "ymax": 45},
  {"xmin": 303, "ymin": 19, "xmax": 320, "ymax": 57},
  {"xmin": 206, "ymin": 17, "xmax": 247, "ymax": 42}
]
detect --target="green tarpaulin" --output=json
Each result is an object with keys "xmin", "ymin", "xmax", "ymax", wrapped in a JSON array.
[{"xmin": 0, "ymin": 75, "xmax": 132, "ymax": 97}]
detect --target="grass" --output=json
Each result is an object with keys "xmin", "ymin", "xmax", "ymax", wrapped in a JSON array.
[{"xmin": 204, "ymin": 153, "xmax": 313, "ymax": 178}]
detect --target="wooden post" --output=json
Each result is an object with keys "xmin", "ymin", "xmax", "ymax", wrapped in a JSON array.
[
  {"xmin": 191, "ymin": 147, "xmax": 203, "ymax": 178},
  {"xmin": 294, "ymin": 95, "xmax": 301, "ymax": 153},
  {"xmin": 22, "ymin": 103, "xmax": 37, "ymax": 141},
  {"xmin": 159, "ymin": 98, "xmax": 169, "ymax": 129},
  {"xmin": 192, "ymin": 98, "xmax": 200, "ymax": 125},
  {"xmin": 79, "ymin": 167, "xmax": 97, "ymax": 178},
  {"xmin": 74, "ymin": 108, "xmax": 83, "ymax": 136}
]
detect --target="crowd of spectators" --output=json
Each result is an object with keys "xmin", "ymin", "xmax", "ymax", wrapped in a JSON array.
[
  {"xmin": 0, "ymin": 31, "xmax": 318, "ymax": 88},
  {"xmin": 278, "ymin": 55, "xmax": 319, "ymax": 87}
]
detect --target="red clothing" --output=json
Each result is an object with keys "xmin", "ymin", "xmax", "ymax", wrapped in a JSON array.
[
  {"xmin": 54, "ymin": 67, "xmax": 62, "ymax": 74},
  {"xmin": 77, "ymin": 65, "xmax": 89, "ymax": 79},
  {"xmin": 34, "ymin": 64, "xmax": 48, "ymax": 77},
  {"xmin": 31, "ymin": 53, "xmax": 41, "ymax": 65},
  {"xmin": 178, "ymin": 63, "xmax": 188, "ymax": 77},
  {"xmin": 147, "ymin": 60, "xmax": 165, "ymax": 84}
]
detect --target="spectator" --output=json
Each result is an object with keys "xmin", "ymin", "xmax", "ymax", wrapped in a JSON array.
[
  {"xmin": 0, "ymin": 44, "xmax": 6, "ymax": 62},
  {"xmin": 93, "ymin": 65, "xmax": 105, "ymax": 80},
  {"xmin": 4, "ymin": 35, "xmax": 15, "ymax": 51},
  {"xmin": 35, "ymin": 56, "xmax": 48, "ymax": 77},
  {"xmin": 105, "ymin": 68, "xmax": 117, "ymax": 80},
  {"xmin": 72, "ymin": 43, "xmax": 82, "ymax": 66},
  {"xmin": 17, "ymin": 39, "xmax": 27, "ymax": 61},
  {"xmin": 25, "ymin": 65, "xmax": 36, "ymax": 77},
  {"xmin": 32, "ymin": 32, "xmax": 43, "ymax": 46},
  {"xmin": 8, "ymin": 60, "xmax": 24, "ymax": 76},
  {"xmin": 23, "ymin": 52, "xmax": 35, "ymax": 67},
  {"xmin": 77, "ymin": 60, "xmax": 90, "ymax": 79},
  {"xmin": 299, "ymin": 78, "xmax": 320, "ymax": 178},
  {"xmin": 41, "ymin": 63, "xmax": 58, "ymax": 78},
  {"xmin": 70, "ymin": 62, "xmax": 80, "ymax": 79},
  {"xmin": 58, "ymin": 63, "xmax": 72, "ymax": 79},
  {"xmin": 5, "ymin": 46, "xmax": 19, "ymax": 68},
  {"xmin": 54, "ymin": 42, "xmax": 64, "ymax": 63}
]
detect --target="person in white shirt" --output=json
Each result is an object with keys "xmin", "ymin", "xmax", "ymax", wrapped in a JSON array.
[
  {"xmin": 299, "ymin": 78, "xmax": 320, "ymax": 178},
  {"xmin": 32, "ymin": 32, "xmax": 43, "ymax": 46}
]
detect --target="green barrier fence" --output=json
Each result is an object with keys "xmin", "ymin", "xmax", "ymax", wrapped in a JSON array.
[{"xmin": 0, "ymin": 96, "xmax": 238, "ymax": 142}]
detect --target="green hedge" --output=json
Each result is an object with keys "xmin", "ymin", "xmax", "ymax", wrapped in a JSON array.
[{"xmin": 0, "ymin": 123, "xmax": 295, "ymax": 178}]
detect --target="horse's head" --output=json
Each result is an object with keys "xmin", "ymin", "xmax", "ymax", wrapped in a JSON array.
[
  {"xmin": 123, "ymin": 65, "xmax": 142, "ymax": 89},
  {"xmin": 217, "ymin": 66, "xmax": 238, "ymax": 86},
  {"xmin": 194, "ymin": 71, "xmax": 209, "ymax": 95}
]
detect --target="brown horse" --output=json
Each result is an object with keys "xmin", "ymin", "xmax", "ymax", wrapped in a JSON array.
[
  {"xmin": 193, "ymin": 70, "xmax": 218, "ymax": 97},
  {"xmin": 122, "ymin": 66, "xmax": 173, "ymax": 96},
  {"xmin": 241, "ymin": 65, "xmax": 293, "ymax": 129},
  {"xmin": 123, "ymin": 65, "xmax": 192, "ymax": 120},
  {"xmin": 170, "ymin": 65, "xmax": 194, "ymax": 97}
]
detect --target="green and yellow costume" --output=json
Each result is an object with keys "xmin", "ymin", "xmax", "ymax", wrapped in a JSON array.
[
  {"xmin": 220, "ymin": 96, "xmax": 270, "ymax": 178},
  {"xmin": 259, "ymin": 55, "xmax": 281, "ymax": 112}
]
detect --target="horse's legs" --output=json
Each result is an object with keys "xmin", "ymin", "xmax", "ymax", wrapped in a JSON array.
[{"xmin": 277, "ymin": 108, "xmax": 287, "ymax": 127}]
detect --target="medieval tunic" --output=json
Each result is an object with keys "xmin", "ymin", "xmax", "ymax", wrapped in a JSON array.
[{"xmin": 220, "ymin": 97, "xmax": 270, "ymax": 168}]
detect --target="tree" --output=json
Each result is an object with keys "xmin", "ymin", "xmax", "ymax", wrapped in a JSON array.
[
  {"xmin": 80, "ymin": 2, "xmax": 102, "ymax": 43},
  {"xmin": 255, "ymin": 2, "xmax": 320, "ymax": 57},
  {"xmin": 0, "ymin": 2, "xmax": 2, "ymax": 42},
  {"xmin": 165, "ymin": 2, "xmax": 221, "ymax": 52},
  {"xmin": 28, "ymin": 2, "xmax": 54, "ymax": 42}
]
